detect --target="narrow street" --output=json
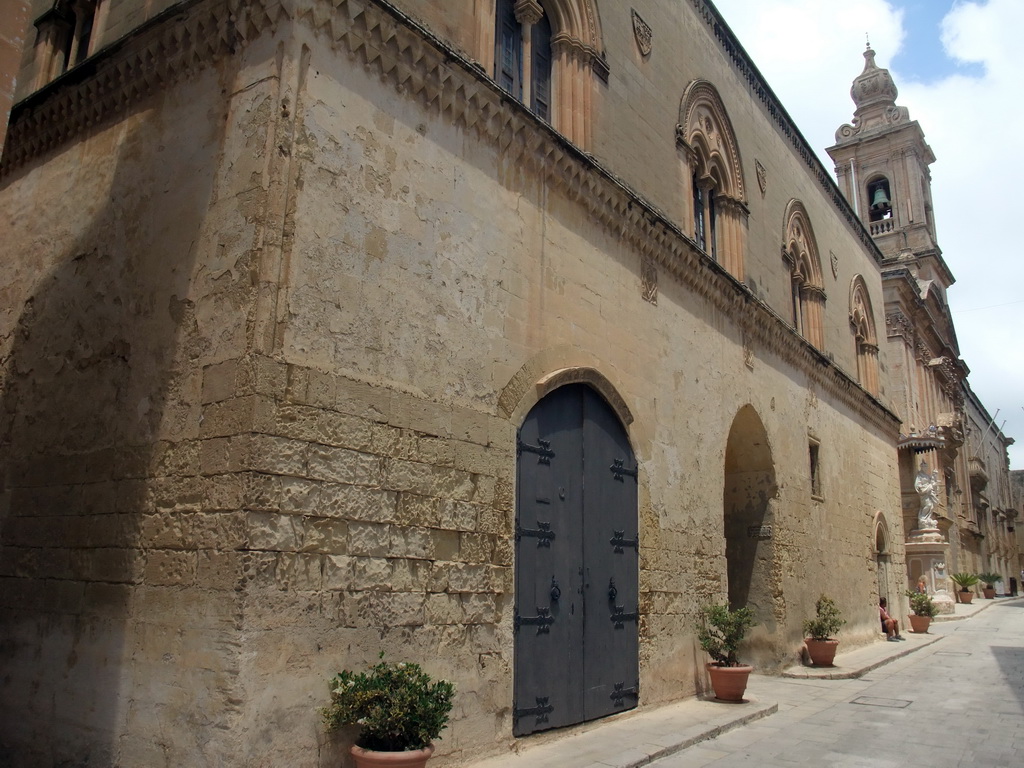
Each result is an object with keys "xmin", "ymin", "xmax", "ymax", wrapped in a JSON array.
[{"xmin": 655, "ymin": 600, "xmax": 1024, "ymax": 768}]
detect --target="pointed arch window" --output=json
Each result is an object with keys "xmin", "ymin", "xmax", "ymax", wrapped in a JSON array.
[
  {"xmin": 489, "ymin": 0, "xmax": 605, "ymax": 148},
  {"xmin": 32, "ymin": 1, "xmax": 106, "ymax": 89},
  {"xmin": 677, "ymin": 80, "xmax": 747, "ymax": 279},
  {"xmin": 782, "ymin": 201, "xmax": 826, "ymax": 350},
  {"xmin": 495, "ymin": 0, "xmax": 552, "ymax": 121},
  {"xmin": 849, "ymin": 275, "xmax": 880, "ymax": 395}
]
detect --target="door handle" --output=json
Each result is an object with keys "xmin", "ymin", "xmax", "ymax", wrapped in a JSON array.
[{"xmin": 550, "ymin": 577, "xmax": 561, "ymax": 601}]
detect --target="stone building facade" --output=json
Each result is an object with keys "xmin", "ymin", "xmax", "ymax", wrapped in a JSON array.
[
  {"xmin": 827, "ymin": 47, "xmax": 1018, "ymax": 603},
  {"xmin": 1, "ymin": 2, "xmax": 907, "ymax": 766},
  {"xmin": 963, "ymin": 386, "xmax": 1019, "ymax": 594}
]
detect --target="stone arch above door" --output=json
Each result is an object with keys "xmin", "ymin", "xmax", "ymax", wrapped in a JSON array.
[
  {"xmin": 497, "ymin": 349, "xmax": 649, "ymax": 456},
  {"xmin": 873, "ymin": 510, "xmax": 891, "ymax": 555}
]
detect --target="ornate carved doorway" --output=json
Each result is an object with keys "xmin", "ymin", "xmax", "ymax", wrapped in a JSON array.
[{"xmin": 513, "ymin": 384, "xmax": 639, "ymax": 736}]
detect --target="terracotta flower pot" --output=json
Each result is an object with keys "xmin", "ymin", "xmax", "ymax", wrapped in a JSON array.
[
  {"xmin": 706, "ymin": 663, "xmax": 752, "ymax": 702},
  {"xmin": 908, "ymin": 614, "xmax": 932, "ymax": 634},
  {"xmin": 804, "ymin": 638, "xmax": 839, "ymax": 667},
  {"xmin": 351, "ymin": 745, "xmax": 434, "ymax": 768},
  {"xmin": 983, "ymin": 588, "xmax": 996, "ymax": 599},
  {"xmin": 959, "ymin": 590, "xmax": 974, "ymax": 604}
]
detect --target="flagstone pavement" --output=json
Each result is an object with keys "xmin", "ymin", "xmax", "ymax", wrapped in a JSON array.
[{"xmin": 470, "ymin": 596, "xmax": 1023, "ymax": 768}]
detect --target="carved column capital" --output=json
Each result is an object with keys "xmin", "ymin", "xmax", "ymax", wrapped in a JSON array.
[{"xmin": 514, "ymin": 0, "xmax": 544, "ymax": 26}]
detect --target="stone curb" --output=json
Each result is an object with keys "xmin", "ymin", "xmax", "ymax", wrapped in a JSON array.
[
  {"xmin": 780, "ymin": 633, "xmax": 943, "ymax": 679},
  {"xmin": 468, "ymin": 696, "xmax": 777, "ymax": 768}
]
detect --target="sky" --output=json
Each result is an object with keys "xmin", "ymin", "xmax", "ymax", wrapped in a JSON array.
[{"xmin": 710, "ymin": 0, "xmax": 1024, "ymax": 470}]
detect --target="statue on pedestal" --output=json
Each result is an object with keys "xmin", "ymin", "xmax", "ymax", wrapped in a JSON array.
[{"xmin": 914, "ymin": 461, "xmax": 939, "ymax": 530}]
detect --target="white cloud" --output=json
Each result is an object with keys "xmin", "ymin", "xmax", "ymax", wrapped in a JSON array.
[{"xmin": 713, "ymin": 0, "xmax": 1024, "ymax": 469}]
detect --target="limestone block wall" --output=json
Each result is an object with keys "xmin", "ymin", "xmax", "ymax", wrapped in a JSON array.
[
  {"xmin": 0, "ymin": 21, "xmax": 297, "ymax": 766},
  {"xmin": 222, "ymin": 9, "xmax": 903, "ymax": 762},
  {"xmin": 0, "ymin": 2, "xmax": 906, "ymax": 766}
]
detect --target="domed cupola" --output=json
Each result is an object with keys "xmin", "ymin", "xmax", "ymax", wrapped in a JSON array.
[
  {"xmin": 851, "ymin": 45, "xmax": 898, "ymax": 112},
  {"xmin": 833, "ymin": 44, "xmax": 910, "ymax": 144}
]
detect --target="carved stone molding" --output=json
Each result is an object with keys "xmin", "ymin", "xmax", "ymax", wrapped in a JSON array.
[
  {"xmin": 885, "ymin": 310, "xmax": 912, "ymax": 338},
  {"xmin": 514, "ymin": 0, "xmax": 544, "ymax": 26},
  {"xmin": 1, "ymin": 0, "xmax": 899, "ymax": 437},
  {"xmin": 755, "ymin": 158, "xmax": 766, "ymax": 197},
  {"xmin": 742, "ymin": 332, "xmax": 754, "ymax": 370},
  {"xmin": 641, "ymin": 256, "xmax": 658, "ymax": 304},
  {"xmin": 631, "ymin": 9, "xmax": 652, "ymax": 56}
]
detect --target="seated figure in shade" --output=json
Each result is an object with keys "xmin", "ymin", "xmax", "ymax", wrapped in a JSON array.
[{"xmin": 879, "ymin": 597, "xmax": 903, "ymax": 641}]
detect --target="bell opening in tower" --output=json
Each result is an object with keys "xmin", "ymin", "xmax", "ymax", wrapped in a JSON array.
[{"xmin": 867, "ymin": 177, "xmax": 893, "ymax": 222}]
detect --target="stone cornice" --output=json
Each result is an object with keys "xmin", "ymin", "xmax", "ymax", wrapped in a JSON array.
[
  {"xmin": 686, "ymin": 0, "xmax": 886, "ymax": 265},
  {"xmin": 0, "ymin": 0, "xmax": 899, "ymax": 438}
]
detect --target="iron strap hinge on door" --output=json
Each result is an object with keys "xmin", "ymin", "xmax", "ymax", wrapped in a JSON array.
[
  {"xmin": 610, "ymin": 458, "xmax": 638, "ymax": 481},
  {"xmin": 517, "ymin": 435, "xmax": 555, "ymax": 464},
  {"xmin": 513, "ymin": 696, "xmax": 554, "ymax": 725},
  {"xmin": 516, "ymin": 520, "xmax": 555, "ymax": 546},
  {"xmin": 610, "ymin": 680, "xmax": 640, "ymax": 707},
  {"xmin": 610, "ymin": 529, "xmax": 639, "ymax": 553},
  {"xmin": 514, "ymin": 606, "xmax": 555, "ymax": 634}
]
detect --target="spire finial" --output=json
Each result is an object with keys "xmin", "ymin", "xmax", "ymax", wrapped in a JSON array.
[{"xmin": 866, "ymin": 33, "xmax": 871, "ymax": 50}]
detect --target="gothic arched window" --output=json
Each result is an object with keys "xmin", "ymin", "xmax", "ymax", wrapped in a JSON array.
[
  {"xmin": 488, "ymin": 0, "xmax": 606, "ymax": 148},
  {"xmin": 495, "ymin": 0, "xmax": 552, "ymax": 121},
  {"xmin": 677, "ymin": 80, "xmax": 747, "ymax": 279},
  {"xmin": 33, "ymin": 1, "xmax": 106, "ymax": 88},
  {"xmin": 783, "ymin": 201, "xmax": 826, "ymax": 350},
  {"xmin": 849, "ymin": 275, "xmax": 880, "ymax": 395}
]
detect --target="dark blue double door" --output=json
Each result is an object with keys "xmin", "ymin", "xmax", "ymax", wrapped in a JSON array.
[{"xmin": 513, "ymin": 384, "xmax": 639, "ymax": 736}]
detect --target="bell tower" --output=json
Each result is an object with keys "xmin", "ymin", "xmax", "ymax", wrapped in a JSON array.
[
  {"xmin": 830, "ymin": 45, "xmax": 969, "ymax": 612},
  {"xmin": 827, "ymin": 45, "xmax": 944, "ymax": 282}
]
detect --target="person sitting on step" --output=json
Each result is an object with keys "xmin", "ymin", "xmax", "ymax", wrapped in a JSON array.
[{"xmin": 879, "ymin": 597, "xmax": 904, "ymax": 641}]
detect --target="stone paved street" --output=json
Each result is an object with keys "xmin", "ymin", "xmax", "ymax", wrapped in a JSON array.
[
  {"xmin": 471, "ymin": 598, "xmax": 1024, "ymax": 768},
  {"xmin": 654, "ymin": 599, "xmax": 1024, "ymax": 768}
]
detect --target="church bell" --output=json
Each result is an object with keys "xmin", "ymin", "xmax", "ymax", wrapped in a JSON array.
[{"xmin": 870, "ymin": 186, "xmax": 891, "ymax": 211}]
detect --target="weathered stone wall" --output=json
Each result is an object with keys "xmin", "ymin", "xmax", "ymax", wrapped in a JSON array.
[
  {"xmin": 0, "ymin": 0, "xmax": 30, "ymax": 151},
  {"xmin": 0, "ymin": 19, "xmax": 296, "ymax": 766},
  {"xmin": 0, "ymin": 1, "xmax": 906, "ymax": 766}
]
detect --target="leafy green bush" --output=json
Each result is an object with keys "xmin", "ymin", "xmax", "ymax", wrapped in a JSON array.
[
  {"xmin": 978, "ymin": 572, "xmax": 1001, "ymax": 589},
  {"xmin": 950, "ymin": 573, "xmax": 979, "ymax": 591},
  {"xmin": 905, "ymin": 590, "xmax": 938, "ymax": 617},
  {"xmin": 697, "ymin": 604, "xmax": 757, "ymax": 667},
  {"xmin": 802, "ymin": 594, "xmax": 845, "ymax": 640},
  {"xmin": 321, "ymin": 655, "xmax": 455, "ymax": 751}
]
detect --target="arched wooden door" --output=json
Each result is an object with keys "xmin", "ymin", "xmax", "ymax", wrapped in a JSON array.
[{"xmin": 513, "ymin": 384, "xmax": 639, "ymax": 736}]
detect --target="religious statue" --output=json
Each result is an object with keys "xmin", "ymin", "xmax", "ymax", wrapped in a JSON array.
[{"xmin": 914, "ymin": 461, "xmax": 939, "ymax": 530}]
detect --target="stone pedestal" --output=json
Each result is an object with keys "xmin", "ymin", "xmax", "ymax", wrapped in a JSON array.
[{"xmin": 905, "ymin": 529, "xmax": 955, "ymax": 615}]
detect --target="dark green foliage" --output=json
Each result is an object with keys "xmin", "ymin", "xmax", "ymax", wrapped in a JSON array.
[
  {"xmin": 905, "ymin": 590, "xmax": 939, "ymax": 617},
  {"xmin": 321, "ymin": 656, "xmax": 455, "ymax": 751},
  {"xmin": 950, "ymin": 572, "xmax": 979, "ymax": 590},
  {"xmin": 802, "ymin": 594, "xmax": 845, "ymax": 641},
  {"xmin": 978, "ymin": 572, "xmax": 1001, "ymax": 589},
  {"xmin": 696, "ymin": 604, "xmax": 757, "ymax": 667}
]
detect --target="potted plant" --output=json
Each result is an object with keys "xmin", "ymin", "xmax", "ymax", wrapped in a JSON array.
[
  {"xmin": 696, "ymin": 603, "xmax": 757, "ymax": 702},
  {"xmin": 905, "ymin": 589, "xmax": 938, "ymax": 633},
  {"xmin": 978, "ymin": 572, "xmax": 1001, "ymax": 599},
  {"xmin": 802, "ymin": 594, "xmax": 845, "ymax": 667},
  {"xmin": 321, "ymin": 655, "xmax": 455, "ymax": 768},
  {"xmin": 950, "ymin": 572, "xmax": 979, "ymax": 604}
]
